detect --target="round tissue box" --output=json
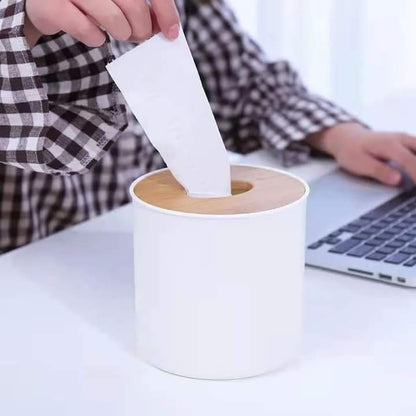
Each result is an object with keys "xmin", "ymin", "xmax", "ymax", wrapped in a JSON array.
[{"xmin": 130, "ymin": 165, "xmax": 309, "ymax": 379}]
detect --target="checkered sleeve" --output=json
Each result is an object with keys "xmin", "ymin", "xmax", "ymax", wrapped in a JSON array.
[
  {"xmin": 184, "ymin": 0, "xmax": 358, "ymax": 166},
  {"xmin": 0, "ymin": 0, "xmax": 127, "ymax": 174}
]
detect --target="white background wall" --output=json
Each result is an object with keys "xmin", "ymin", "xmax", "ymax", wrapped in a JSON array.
[{"xmin": 226, "ymin": 0, "xmax": 416, "ymax": 133}]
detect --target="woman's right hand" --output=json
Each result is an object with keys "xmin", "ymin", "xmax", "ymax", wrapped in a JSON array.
[
  {"xmin": 307, "ymin": 123, "xmax": 416, "ymax": 186},
  {"xmin": 25, "ymin": 0, "xmax": 180, "ymax": 47}
]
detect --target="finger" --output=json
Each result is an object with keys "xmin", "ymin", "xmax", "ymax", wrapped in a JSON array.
[
  {"xmin": 339, "ymin": 153, "xmax": 401, "ymax": 186},
  {"xmin": 25, "ymin": 1, "xmax": 61, "ymax": 35},
  {"xmin": 72, "ymin": 0, "xmax": 132, "ymax": 41},
  {"xmin": 151, "ymin": 0, "xmax": 180, "ymax": 40},
  {"xmin": 400, "ymin": 134, "xmax": 416, "ymax": 153},
  {"xmin": 149, "ymin": 6, "xmax": 160, "ymax": 35},
  {"xmin": 114, "ymin": 0, "xmax": 152, "ymax": 42},
  {"xmin": 381, "ymin": 144, "xmax": 416, "ymax": 182},
  {"xmin": 60, "ymin": 2, "xmax": 106, "ymax": 47},
  {"xmin": 352, "ymin": 154, "xmax": 402, "ymax": 186}
]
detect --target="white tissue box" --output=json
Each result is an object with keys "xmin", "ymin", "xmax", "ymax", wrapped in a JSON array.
[{"xmin": 130, "ymin": 164, "xmax": 309, "ymax": 379}]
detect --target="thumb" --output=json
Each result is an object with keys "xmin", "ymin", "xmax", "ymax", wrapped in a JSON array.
[{"xmin": 151, "ymin": 0, "xmax": 180, "ymax": 40}]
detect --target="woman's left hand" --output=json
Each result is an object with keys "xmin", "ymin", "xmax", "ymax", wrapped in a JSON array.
[{"xmin": 306, "ymin": 123, "xmax": 416, "ymax": 186}]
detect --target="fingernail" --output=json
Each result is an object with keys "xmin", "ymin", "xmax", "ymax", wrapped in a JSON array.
[
  {"xmin": 167, "ymin": 24, "xmax": 179, "ymax": 40},
  {"xmin": 389, "ymin": 171, "xmax": 401, "ymax": 185}
]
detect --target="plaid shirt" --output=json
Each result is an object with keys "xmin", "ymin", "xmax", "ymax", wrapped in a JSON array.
[{"xmin": 0, "ymin": 0, "xmax": 354, "ymax": 253}]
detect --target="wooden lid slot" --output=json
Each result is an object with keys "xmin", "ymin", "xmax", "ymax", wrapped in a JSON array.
[{"xmin": 134, "ymin": 165, "xmax": 306, "ymax": 215}]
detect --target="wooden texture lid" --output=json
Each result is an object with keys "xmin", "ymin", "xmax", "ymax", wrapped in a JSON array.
[{"xmin": 133, "ymin": 165, "xmax": 306, "ymax": 215}]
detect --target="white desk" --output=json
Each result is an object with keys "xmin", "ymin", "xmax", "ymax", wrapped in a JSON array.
[{"xmin": 2, "ymin": 151, "xmax": 416, "ymax": 415}]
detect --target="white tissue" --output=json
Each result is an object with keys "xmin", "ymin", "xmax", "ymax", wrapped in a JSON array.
[{"xmin": 106, "ymin": 29, "xmax": 231, "ymax": 198}]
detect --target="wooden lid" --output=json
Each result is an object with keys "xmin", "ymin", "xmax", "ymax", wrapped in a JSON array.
[{"xmin": 133, "ymin": 165, "xmax": 306, "ymax": 215}]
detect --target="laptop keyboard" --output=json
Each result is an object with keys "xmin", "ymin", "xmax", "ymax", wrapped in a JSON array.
[{"xmin": 308, "ymin": 187, "xmax": 416, "ymax": 268}]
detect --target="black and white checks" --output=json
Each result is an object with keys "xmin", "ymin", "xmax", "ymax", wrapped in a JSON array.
[{"xmin": 0, "ymin": 0, "xmax": 354, "ymax": 252}]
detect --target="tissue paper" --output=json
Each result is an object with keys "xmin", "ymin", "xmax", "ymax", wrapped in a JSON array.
[{"xmin": 107, "ymin": 29, "xmax": 231, "ymax": 198}]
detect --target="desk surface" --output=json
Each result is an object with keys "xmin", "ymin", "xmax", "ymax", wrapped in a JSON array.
[{"xmin": 2, "ymin": 151, "xmax": 416, "ymax": 415}]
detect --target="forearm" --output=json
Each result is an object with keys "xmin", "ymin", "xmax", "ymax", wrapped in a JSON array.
[
  {"xmin": 1, "ymin": 1, "xmax": 127, "ymax": 174},
  {"xmin": 184, "ymin": 0, "xmax": 360, "ymax": 166}
]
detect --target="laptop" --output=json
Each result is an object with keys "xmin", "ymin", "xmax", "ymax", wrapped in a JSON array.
[{"xmin": 306, "ymin": 168, "xmax": 416, "ymax": 287}]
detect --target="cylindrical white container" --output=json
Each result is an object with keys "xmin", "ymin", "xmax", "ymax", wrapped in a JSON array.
[{"xmin": 130, "ymin": 165, "xmax": 309, "ymax": 380}]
